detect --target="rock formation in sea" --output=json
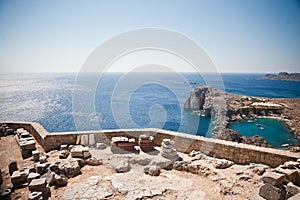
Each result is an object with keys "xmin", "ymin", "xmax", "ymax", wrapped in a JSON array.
[
  {"xmin": 262, "ymin": 72, "xmax": 300, "ymax": 82},
  {"xmin": 184, "ymin": 85, "xmax": 299, "ymax": 146}
]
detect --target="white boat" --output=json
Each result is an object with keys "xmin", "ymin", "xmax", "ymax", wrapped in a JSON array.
[{"xmin": 281, "ymin": 144, "xmax": 289, "ymax": 147}]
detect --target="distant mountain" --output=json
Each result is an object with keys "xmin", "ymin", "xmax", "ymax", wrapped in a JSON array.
[{"xmin": 262, "ymin": 72, "xmax": 300, "ymax": 82}]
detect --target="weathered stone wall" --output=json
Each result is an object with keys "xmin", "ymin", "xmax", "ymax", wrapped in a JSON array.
[{"xmin": 2, "ymin": 122, "xmax": 299, "ymax": 167}]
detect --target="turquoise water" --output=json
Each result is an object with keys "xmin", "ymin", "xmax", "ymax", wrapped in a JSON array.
[{"xmin": 229, "ymin": 118, "xmax": 299, "ymax": 148}]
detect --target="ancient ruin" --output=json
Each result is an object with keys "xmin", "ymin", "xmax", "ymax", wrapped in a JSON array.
[{"xmin": 0, "ymin": 122, "xmax": 299, "ymax": 199}]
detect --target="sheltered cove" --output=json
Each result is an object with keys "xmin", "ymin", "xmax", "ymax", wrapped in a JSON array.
[{"xmin": 184, "ymin": 86, "xmax": 300, "ymax": 147}]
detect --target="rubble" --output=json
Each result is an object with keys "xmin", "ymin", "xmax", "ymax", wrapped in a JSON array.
[{"xmin": 257, "ymin": 160, "xmax": 300, "ymax": 200}]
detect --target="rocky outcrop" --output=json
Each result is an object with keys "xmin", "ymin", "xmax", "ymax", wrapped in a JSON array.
[
  {"xmin": 263, "ymin": 72, "xmax": 300, "ymax": 82},
  {"xmin": 184, "ymin": 86, "xmax": 290, "ymax": 145},
  {"xmin": 184, "ymin": 86, "xmax": 229, "ymax": 135},
  {"xmin": 218, "ymin": 129, "xmax": 269, "ymax": 147}
]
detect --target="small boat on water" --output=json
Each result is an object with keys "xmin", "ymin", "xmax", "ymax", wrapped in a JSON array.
[
  {"xmin": 256, "ymin": 123, "xmax": 264, "ymax": 129},
  {"xmin": 282, "ymin": 144, "xmax": 289, "ymax": 147},
  {"xmin": 247, "ymin": 120, "xmax": 253, "ymax": 123}
]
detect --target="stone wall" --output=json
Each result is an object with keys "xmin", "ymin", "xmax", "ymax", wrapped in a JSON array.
[{"xmin": 2, "ymin": 122, "xmax": 299, "ymax": 167}]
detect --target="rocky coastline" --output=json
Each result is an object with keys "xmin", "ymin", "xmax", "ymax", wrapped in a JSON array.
[
  {"xmin": 184, "ymin": 86, "xmax": 300, "ymax": 148},
  {"xmin": 262, "ymin": 72, "xmax": 300, "ymax": 82}
]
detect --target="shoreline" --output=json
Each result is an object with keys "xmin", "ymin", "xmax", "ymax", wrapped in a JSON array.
[{"xmin": 184, "ymin": 86, "xmax": 300, "ymax": 149}]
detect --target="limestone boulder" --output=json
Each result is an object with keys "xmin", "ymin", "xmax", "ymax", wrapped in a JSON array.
[
  {"xmin": 86, "ymin": 157, "xmax": 102, "ymax": 166},
  {"xmin": 41, "ymin": 171, "xmax": 55, "ymax": 186},
  {"xmin": 113, "ymin": 160, "xmax": 130, "ymax": 173},
  {"xmin": 151, "ymin": 159, "xmax": 173, "ymax": 170},
  {"xmin": 214, "ymin": 159, "xmax": 234, "ymax": 169},
  {"xmin": 261, "ymin": 172, "xmax": 285, "ymax": 186},
  {"xmin": 53, "ymin": 174, "xmax": 68, "ymax": 187},
  {"xmin": 259, "ymin": 183, "xmax": 285, "ymax": 200},
  {"xmin": 144, "ymin": 165, "xmax": 161, "ymax": 176},
  {"xmin": 286, "ymin": 182, "xmax": 300, "ymax": 196},
  {"xmin": 58, "ymin": 160, "xmax": 81, "ymax": 178}
]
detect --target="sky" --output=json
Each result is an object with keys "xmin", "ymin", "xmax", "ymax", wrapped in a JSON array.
[{"xmin": 0, "ymin": 0, "xmax": 299, "ymax": 73}]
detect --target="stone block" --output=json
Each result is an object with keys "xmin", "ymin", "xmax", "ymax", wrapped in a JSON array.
[
  {"xmin": 28, "ymin": 191, "xmax": 43, "ymax": 200},
  {"xmin": 283, "ymin": 161, "xmax": 299, "ymax": 169},
  {"xmin": 53, "ymin": 174, "xmax": 67, "ymax": 187},
  {"xmin": 36, "ymin": 163, "xmax": 47, "ymax": 175},
  {"xmin": 286, "ymin": 182, "xmax": 300, "ymax": 196},
  {"xmin": 39, "ymin": 156, "xmax": 47, "ymax": 163},
  {"xmin": 41, "ymin": 171, "xmax": 55, "ymax": 186},
  {"xmin": 32, "ymin": 150, "xmax": 40, "ymax": 162},
  {"xmin": 259, "ymin": 183, "xmax": 285, "ymax": 200},
  {"xmin": 0, "ymin": 188, "xmax": 11, "ymax": 200},
  {"xmin": 59, "ymin": 150, "xmax": 69, "ymax": 159},
  {"xmin": 262, "ymin": 172, "xmax": 285, "ymax": 186},
  {"xmin": 60, "ymin": 144, "xmax": 68, "ymax": 151},
  {"xmin": 80, "ymin": 135, "xmax": 89, "ymax": 146},
  {"xmin": 29, "ymin": 178, "xmax": 46, "ymax": 191},
  {"xmin": 27, "ymin": 172, "xmax": 41, "ymax": 184},
  {"xmin": 8, "ymin": 160, "xmax": 18, "ymax": 175},
  {"xmin": 275, "ymin": 167, "xmax": 299, "ymax": 184},
  {"xmin": 89, "ymin": 134, "xmax": 95, "ymax": 146},
  {"xmin": 29, "ymin": 178, "xmax": 51, "ymax": 200},
  {"xmin": 83, "ymin": 151, "xmax": 91, "ymax": 159},
  {"xmin": 11, "ymin": 170, "xmax": 28, "ymax": 188},
  {"xmin": 19, "ymin": 140, "xmax": 36, "ymax": 151},
  {"xmin": 96, "ymin": 143, "xmax": 107, "ymax": 150},
  {"xmin": 289, "ymin": 193, "xmax": 300, "ymax": 200}
]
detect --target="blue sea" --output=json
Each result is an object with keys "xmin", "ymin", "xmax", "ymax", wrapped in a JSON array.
[{"xmin": 0, "ymin": 73, "xmax": 299, "ymax": 148}]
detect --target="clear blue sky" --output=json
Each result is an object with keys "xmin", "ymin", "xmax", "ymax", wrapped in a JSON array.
[{"xmin": 0, "ymin": 0, "xmax": 299, "ymax": 73}]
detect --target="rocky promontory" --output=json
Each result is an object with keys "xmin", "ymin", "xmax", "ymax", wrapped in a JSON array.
[
  {"xmin": 184, "ymin": 86, "xmax": 300, "ymax": 147},
  {"xmin": 263, "ymin": 72, "xmax": 300, "ymax": 82}
]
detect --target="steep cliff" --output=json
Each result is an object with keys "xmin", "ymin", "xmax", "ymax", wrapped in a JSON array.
[{"xmin": 184, "ymin": 86, "xmax": 288, "ymax": 146}]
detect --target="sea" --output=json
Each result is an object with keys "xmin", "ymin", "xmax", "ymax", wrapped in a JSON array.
[{"xmin": 0, "ymin": 73, "xmax": 299, "ymax": 148}]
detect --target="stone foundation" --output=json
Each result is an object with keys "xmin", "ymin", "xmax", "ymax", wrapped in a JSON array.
[{"xmin": 2, "ymin": 122, "xmax": 299, "ymax": 168}]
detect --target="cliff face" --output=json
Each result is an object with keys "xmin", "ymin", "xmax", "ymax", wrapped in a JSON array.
[
  {"xmin": 184, "ymin": 86, "xmax": 229, "ymax": 134},
  {"xmin": 184, "ymin": 86, "xmax": 289, "ymax": 146},
  {"xmin": 184, "ymin": 86, "xmax": 285, "ymax": 122}
]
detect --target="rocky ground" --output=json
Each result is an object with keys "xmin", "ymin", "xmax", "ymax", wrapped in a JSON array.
[
  {"xmin": 1, "ymin": 134, "xmax": 300, "ymax": 200},
  {"xmin": 184, "ymin": 86, "xmax": 300, "ymax": 148}
]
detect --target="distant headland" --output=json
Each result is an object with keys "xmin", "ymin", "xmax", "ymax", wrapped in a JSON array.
[{"xmin": 262, "ymin": 72, "xmax": 300, "ymax": 82}]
